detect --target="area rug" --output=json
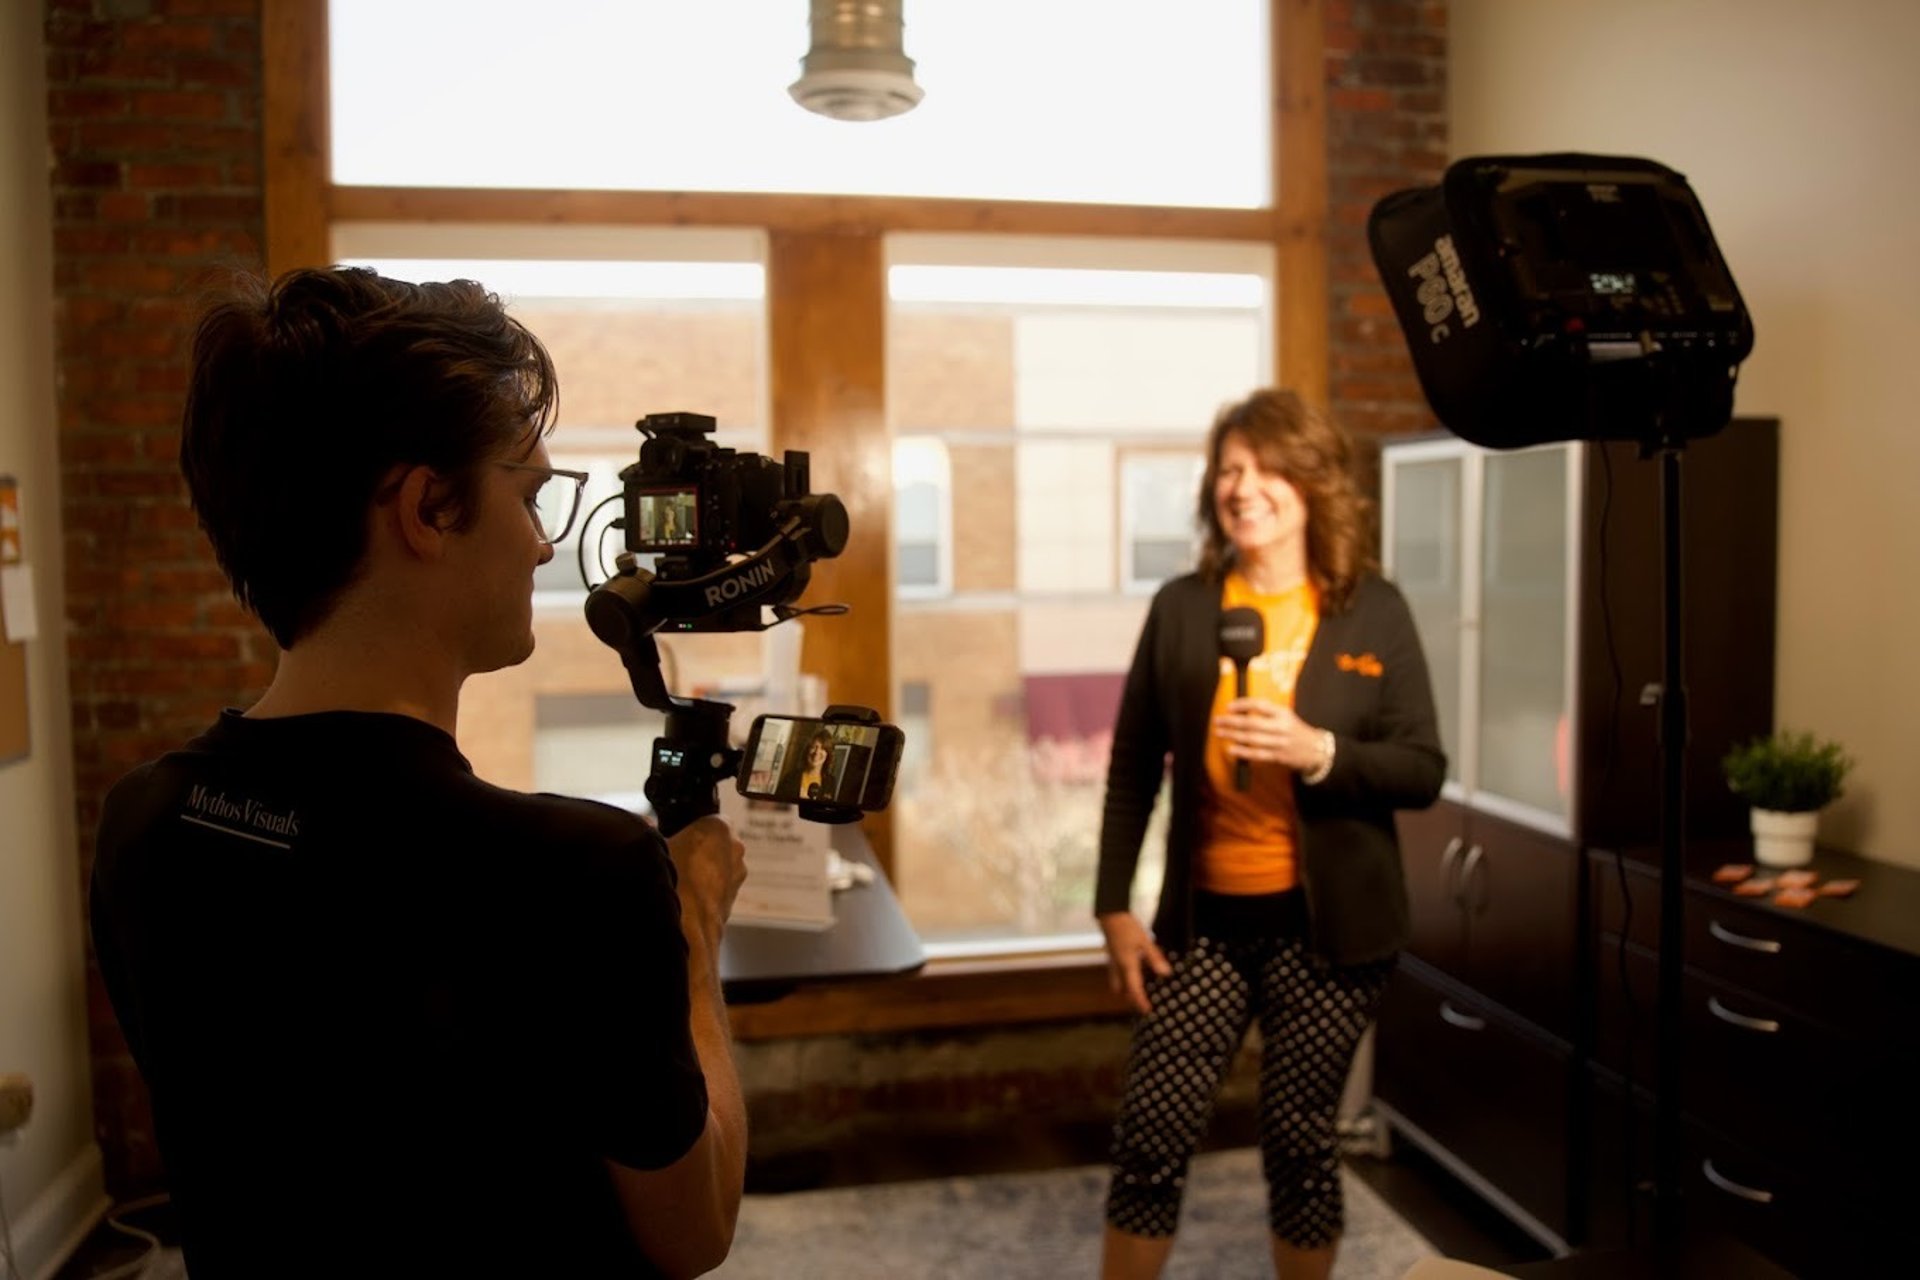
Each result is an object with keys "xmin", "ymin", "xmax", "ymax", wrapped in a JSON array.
[
  {"xmin": 713, "ymin": 1148, "xmax": 1436, "ymax": 1279},
  {"xmin": 96, "ymin": 1150, "xmax": 1433, "ymax": 1279}
]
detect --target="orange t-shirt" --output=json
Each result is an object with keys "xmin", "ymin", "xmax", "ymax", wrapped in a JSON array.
[{"xmin": 1197, "ymin": 572, "xmax": 1320, "ymax": 895}]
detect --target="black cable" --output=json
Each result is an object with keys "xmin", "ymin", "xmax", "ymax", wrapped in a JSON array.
[
  {"xmin": 86, "ymin": 1195, "xmax": 170, "ymax": 1280},
  {"xmin": 0, "ymin": 1159, "xmax": 18, "ymax": 1280},
  {"xmin": 577, "ymin": 492, "xmax": 624, "ymax": 589}
]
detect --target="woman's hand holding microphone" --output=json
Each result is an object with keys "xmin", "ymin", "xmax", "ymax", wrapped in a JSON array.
[{"xmin": 1212, "ymin": 699, "xmax": 1333, "ymax": 779}]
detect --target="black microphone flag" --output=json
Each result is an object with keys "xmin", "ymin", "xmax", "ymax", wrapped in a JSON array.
[{"xmin": 1219, "ymin": 607, "xmax": 1264, "ymax": 792}]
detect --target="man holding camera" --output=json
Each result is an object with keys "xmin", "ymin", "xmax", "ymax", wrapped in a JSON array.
[{"xmin": 89, "ymin": 266, "xmax": 747, "ymax": 1278}]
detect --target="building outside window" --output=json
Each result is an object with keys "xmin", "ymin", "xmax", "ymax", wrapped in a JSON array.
[{"xmin": 887, "ymin": 236, "xmax": 1272, "ymax": 950}]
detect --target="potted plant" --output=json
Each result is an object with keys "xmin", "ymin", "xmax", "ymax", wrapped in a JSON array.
[{"xmin": 1721, "ymin": 730, "xmax": 1852, "ymax": 868}]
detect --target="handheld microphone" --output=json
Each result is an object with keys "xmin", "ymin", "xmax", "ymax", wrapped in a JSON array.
[{"xmin": 1219, "ymin": 607, "xmax": 1265, "ymax": 791}]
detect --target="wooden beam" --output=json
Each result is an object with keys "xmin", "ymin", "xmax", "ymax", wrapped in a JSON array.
[
  {"xmin": 1274, "ymin": 0, "xmax": 1330, "ymax": 408},
  {"xmin": 261, "ymin": 0, "xmax": 331, "ymax": 276},
  {"xmin": 328, "ymin": 185, "xmax": 1276, "ymax": 242},
  {"xmin": 767, "ymin": 232, "xmax": 894, "ymax": 873}
]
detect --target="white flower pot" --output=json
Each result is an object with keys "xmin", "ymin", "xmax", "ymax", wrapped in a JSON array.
[{"xmin": 1751, "ymin": 807, "xmax": 1819, "ymax": 868}]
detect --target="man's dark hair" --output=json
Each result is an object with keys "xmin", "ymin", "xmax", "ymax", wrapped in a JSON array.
[{"xmin": 180, "ymin": 266, "xmax": 559, "ymax": 648}]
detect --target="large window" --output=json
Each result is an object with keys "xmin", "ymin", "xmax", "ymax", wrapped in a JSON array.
[
  {"xmin": 333, "ymin": 226, "xmax": 771, "ymax": 804},
  {"xmin": 305, "ymin": 0, "xmax": 1300, "ymax": 997},
  {"xmin": 329, "ymin": 0, "xmax": 1269, "ymax": 207},
  {"xmin": 886, "ymin": 236, "xmax": 1272, "ymax": 950}
]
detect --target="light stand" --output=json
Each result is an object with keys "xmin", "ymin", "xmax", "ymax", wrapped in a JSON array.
[
  {"xmin": 1367, "ymin": 154, "xmax": 1755, "ymax": 1250},
  {"xmin": 1651, "ymin": 438, "xmax": 1687, "ymax": 1244}
]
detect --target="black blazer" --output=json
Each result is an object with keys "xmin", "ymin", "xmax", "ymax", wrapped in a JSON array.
[{"xmin": 1095, "ymin": 572, "xmax": 1446, "ymax": 964}]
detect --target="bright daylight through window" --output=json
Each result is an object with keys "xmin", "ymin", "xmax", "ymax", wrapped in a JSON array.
[{"xmin": 330, "ymin": 0, "xmax": 1268, "ymax": 207}]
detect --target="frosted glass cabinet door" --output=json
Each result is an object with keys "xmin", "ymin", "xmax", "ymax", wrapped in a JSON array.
[
  {"xmin": 1476, "ymin": 446, "xmax": 1572, "ymax": 821},
  {"xmin": 1386, "ymin": 452, "xmax": 1465, "ymax": 787}
]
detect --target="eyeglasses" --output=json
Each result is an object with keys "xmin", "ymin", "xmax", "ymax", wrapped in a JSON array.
[{"xmin": 499, "ymin": 462, "xmax": 590, "ymax": 544}]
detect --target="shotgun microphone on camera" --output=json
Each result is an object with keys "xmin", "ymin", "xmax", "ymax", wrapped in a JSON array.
[{"xmin": 1219, "ymin": 607, "xmax": 1265, "ymax": 791}]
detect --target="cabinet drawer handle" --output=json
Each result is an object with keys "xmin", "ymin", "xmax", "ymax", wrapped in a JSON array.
[
  {"xmin": 1708, "ymin": 996, "xmax": 1780, "ymax": 1034},
  {"xmin": 1440, "ymin": 836, "xmax": 1464, "ymax": 886},
  {"xmin": 1709, "ymin": 919, "xmax": 1782, "ymax": 954},
  {"xmin": 1703, "ymin": 1158, "xmax": 1775, "ymax": 1205},
  {"xmin": 1455, "ymin": 844, "xmax": 1484, "ymax": 907},
  {"xmin": 1439, "ymin": 1000, "xmax": 1486, "ymax": 1032}
]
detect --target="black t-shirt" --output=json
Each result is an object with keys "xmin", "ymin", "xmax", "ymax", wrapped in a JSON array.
[{"xmin": 90, "ymin": 710, "xmax": 707, "ymax": 1278}]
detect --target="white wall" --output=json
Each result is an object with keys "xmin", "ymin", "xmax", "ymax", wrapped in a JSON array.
[
  {"xmin": 0, "ymin": 3, "xmax": 108, "ymax": 1276},
  {"xmin": 1452, "ymin": 0, "xmax": 1920, "ymax": 866}
]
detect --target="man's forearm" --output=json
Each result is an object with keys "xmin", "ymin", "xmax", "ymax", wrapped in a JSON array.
[
  {"xmin": 682, "ymin": 914, "xmax": 747, "ymax": 1216},
  {"xmin": 687, "ymin": 917, "xmax": 744, "ymax": 1174}
]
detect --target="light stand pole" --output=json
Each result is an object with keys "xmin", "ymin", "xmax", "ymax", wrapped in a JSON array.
[{"xmin": 1652, "ymin": 438, "xmax": 1689, "ymax": 1246}]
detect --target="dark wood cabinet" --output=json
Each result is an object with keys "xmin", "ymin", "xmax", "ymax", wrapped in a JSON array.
[
  {"xmin": 1373, "ymin": 422, "xmax": 1780, "ymax": 1257},
  {"xmin": 1397, "ymin": 798, "xmax": 1470, "ymax": 975},
  {"xmin": 1583, "ymin": 843, "xmax": 1920, "ymax": 1277},
  {"xmin": 1395, "ymin": 803, "xmax": 1580, "ymax": 1039},
  {"xmin": 1382, "ymin": 807, "xmax": 1580, "ymax": 1246},
  {"xmin": 1376, "ymin": 958, "xmax": 1576, "ymax": 1238},
  {"xmin": 1457, "ymin": 812, "xmax": 1579, "ymax": 1035}
]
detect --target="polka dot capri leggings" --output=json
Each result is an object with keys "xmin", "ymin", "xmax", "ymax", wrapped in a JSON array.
[{"xmin": 1104, "ymin": 930, "xmax": 1393, "ymax": 1247}]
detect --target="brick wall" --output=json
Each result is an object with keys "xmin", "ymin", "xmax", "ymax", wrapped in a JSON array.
[
  {"xmin": 1325, "ymin": 0, "xmax": 1449, "ymax": 482},
  {"xmin": 46, "ymin": 0, "xmax": 268, "ymax": 1191}
]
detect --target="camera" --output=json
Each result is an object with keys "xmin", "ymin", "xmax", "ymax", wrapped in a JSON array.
[
  {"xmin": 582, "ymin": 411, "xmax": 898, "ymax": 835},
  {"xmin": 618, "ymin": 411, "xmax": 849, "ymax": 632}
]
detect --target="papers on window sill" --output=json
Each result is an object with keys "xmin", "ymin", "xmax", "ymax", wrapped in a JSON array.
[{"xmin": 720, "ymin": 784, "xmax": 834, "ymax": 930}]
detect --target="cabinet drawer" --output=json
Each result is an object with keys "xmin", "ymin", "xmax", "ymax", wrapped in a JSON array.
[
  {"xmin": 1591, "ymin": 853, "xmax": 1916, "ymax": 1050},
  {"xmin": 1375, "ymin": 961, "xmax": 1571, "ymax": 1236},
  {"xmin": 1591, "ymin": 936, "xmax": 1919, "ymax": 1191},
  {"xmin": 1678, "ymin": 969, "xmax": 1911, "ymax": 1179},
  {"xmin": 1684, "ymin": 1120, "xmax": 1888, "ymax": 1280},
  {"xmin": 1584, "ymin": 1071, "xmax": 1887, "ymax": 1279},
  {"xmin": 1684, "ymin": 893, "xmax": 1913, "ymax": 1049}
]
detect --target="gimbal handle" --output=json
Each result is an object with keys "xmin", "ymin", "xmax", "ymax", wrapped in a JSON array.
[{"xmin": 583, "ymin": 515, "xmax": 839, "ymax": 834}]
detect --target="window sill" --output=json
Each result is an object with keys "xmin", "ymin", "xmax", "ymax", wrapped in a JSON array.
[{"xmin": 727, "ymin": 947, "xmax": 1131, "ymax": 1040}]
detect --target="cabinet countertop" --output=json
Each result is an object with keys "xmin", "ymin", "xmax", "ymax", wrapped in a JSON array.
[{"xmin": 1592, "ymin": 838, "xmax": 1920, "ymax": 964}]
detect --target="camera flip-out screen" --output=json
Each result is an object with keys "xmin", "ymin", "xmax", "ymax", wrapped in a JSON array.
[{"xmin": 634, "ymin": 488, "xmax": 698, "ymax": 551}]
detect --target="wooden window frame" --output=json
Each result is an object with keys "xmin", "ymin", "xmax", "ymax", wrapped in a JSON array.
[{"xmin": 264, "ymin": 0, "xmax": 1327, "ymax": 1037}]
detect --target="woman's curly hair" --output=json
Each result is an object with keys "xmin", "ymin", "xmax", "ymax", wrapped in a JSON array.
[{"xmin": 1195, "ymin": 388, "xmax": 1376, "ymax": 612}]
